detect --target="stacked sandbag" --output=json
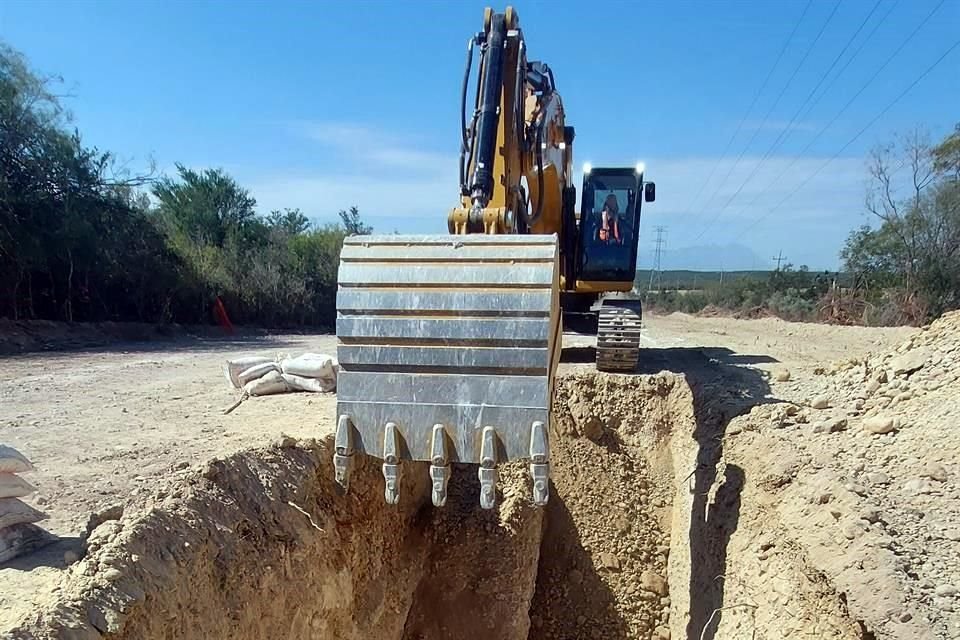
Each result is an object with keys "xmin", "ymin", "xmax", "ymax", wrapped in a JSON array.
[
  {"xmin": 223, "ymin": 356, "xmax": 274, "ymax": 389},
  {"xmin": 224, "ymin": 352, "xmax": 338, "ymax": 396},
  {"xmin": 0, "ymin": 445, "xmax": 53, "ymax": 564},
  {"xmin": 279, "ymin": 353, "xmax": 337, "ymax": 392}
]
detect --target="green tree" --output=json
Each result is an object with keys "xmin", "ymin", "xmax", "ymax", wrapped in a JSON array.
[
  {"xmin": 842, "ymin": 126, "xmax": 960, "ymax": 322},
  {"xmin": 153, "ymin": 164, "xmax": 258, "ymax": 247},
  {"xmin": 267, "ymin": 208, "xmax": 310, "ymax": 235},
  {"xmin": 1, "ymin": 42, "xmax": 159, "ymax": 321},
  {"xmin": 339, "ymin": 205, "xmax": 373, "ymax": 235}
]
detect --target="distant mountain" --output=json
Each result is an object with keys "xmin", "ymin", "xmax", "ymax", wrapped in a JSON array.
[{"xmin": 635, "ymin": 243, "xmax": 769, "ymax": 271}]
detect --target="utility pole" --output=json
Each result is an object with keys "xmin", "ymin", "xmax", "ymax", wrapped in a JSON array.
[
  {"xmin": 648, "ymin": 225, "xmax": 666, "ymax": 292},
  {"xmin": 772, "ymin": 250, "xmax": 786, "ymax": 272}
]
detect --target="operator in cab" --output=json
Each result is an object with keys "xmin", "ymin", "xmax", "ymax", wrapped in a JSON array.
[{"xmin": 598, "ymin": 193, "xmax": 621, "ymax": 244}]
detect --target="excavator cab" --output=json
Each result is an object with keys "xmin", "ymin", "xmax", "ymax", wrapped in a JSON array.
[
  {"xmin": 573, "ymin": 165, "xmax": 655, "ymax": 371},
  {"xmin": 576, "ymin": 166, "xmax": 653, "ymax": 283}
]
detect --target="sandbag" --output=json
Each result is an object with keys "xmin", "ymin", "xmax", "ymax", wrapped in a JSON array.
[
  {"xmin": 0, "ymin": 522, "xmax": 56, "ymax": 564},
  {"xmin": 236, "ymin": 362, "xmax": 280, "ymax": 387},
  {"xmin": 223, "ymin": 356, "xmax": 274, "ymax": 389},
  {"xmin": 0, "ymin": 445, "xmax": 33, "ymax": 474},
  {"xmin": 243, "ymin": 370, "xmax": 290, "ymax": 396},
  {"xmin": 280, "ymin": 353, "xmax": 337, "ymax": 387},
  {"xmin": 0, "ymin": 473, "xmax": 36, "ymax": 499},
  {"xmin": 281, "ymin": 373, "xmax": 335, "ymax": 393},
  {"xmin": 0, "ymin": 498, "xmax": 47, "ymax": 529}
]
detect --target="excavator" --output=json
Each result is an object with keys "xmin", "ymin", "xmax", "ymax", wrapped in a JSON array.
[{"xmin": 333, "ymin": 6, "xmax": 655, "ymax": 510}]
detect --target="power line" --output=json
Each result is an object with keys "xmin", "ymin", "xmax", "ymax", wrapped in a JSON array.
[
  {"xmin": 680, "ymin": 0, "xmax": 814, "ymax": 217},
  {"xmin": 794, "ymin": 0, "xmax": 902, "ymax": 128},
  {"xmin": 720, "ymin": 0, "xmax": 947, "ymax": 239},
  {"xmin": 687, "ymin": 0, "xmax": 842, "ymax": 243},
  {"xmin": 693, "ymin": 0, "xmax": 883, "ymax": 241},
  {"xmin": 733, "ymin": 36, "xmax": 960, "ymax": 241}
]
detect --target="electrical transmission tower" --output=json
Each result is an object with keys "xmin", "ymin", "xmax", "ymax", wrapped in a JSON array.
[
  {"xmin": 648, "ymin": 226, "xmax": 667, "ymax": 292},
  {"xmin": 772, "ymin": 249, "xmax": 786, "ymax": 272}
]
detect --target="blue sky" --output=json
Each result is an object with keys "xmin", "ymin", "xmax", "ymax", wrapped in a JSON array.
[{"xmin": 2, "ymin": 0, "xmax": 958, "ymax": 270}]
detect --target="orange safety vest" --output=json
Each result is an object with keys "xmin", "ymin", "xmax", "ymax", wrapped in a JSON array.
[{"xmin": 599, "ymin": 210, "xmax": 620, "ymax": 243}]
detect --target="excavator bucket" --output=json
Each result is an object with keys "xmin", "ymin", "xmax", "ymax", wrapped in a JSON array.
[{"xmin": 333, "ymin": 234, "xmax": 560, "ymax": 509}]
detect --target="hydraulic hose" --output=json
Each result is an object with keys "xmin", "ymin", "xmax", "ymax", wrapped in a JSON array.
[
  {"xmin": 513, "ymin": 41, "xmax": 526, "ymax": 161},
  {"xmin": 459, "ymin": 38, "xmax": 475, "ymax": 194},
  {"xmin": 469, "ymin": 14, "xmax": 506, "ymax": 205}
]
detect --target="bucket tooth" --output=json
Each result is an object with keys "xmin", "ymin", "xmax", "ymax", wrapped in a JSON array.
[
  {"xmin": 382, "ymin": 422, "xmax": 401, "ymax": 505},
  {"xmin": 333, "ymin": 415, "xmax": 354, "ymax": 491},
  {"xmin": 478, "ymin": 426, "xmax": 499, "ymax": 509},
  {"xmin": 529, "ymin": 420, "xmax": 550, "ymax": 506},
  {"xmin": 429, "ymin": 424, "xmax": 451, "ymax": 507}
]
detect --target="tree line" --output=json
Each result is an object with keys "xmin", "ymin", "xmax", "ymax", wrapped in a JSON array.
[
  {"xmin": 2, "ymin": 41, "xmax": 957, "ymax": 328},
  {"xmin": 1, "ymin": 43, "xmax": 369, "ymax": 328}
]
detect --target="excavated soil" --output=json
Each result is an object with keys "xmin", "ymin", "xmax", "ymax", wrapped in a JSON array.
[{"xmin": 7, "ymin": 368, "xmax": 876, "ymax": 640}]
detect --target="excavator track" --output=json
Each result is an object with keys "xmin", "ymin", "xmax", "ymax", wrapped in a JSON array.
[
  {"xmin": 333, "ymin": 234, "xmax": 561, "ymax": 509},
  {"xmin": 595, "ymin": 298, "xmax": 643, "ymax": 372}
]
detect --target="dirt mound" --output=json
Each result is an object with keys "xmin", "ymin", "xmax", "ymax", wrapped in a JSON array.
[{"xmin": 722, "ymin": 310, "xmax": 960, "ymax": 639}]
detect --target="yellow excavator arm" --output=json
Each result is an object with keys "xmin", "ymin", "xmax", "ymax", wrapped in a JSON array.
[
  {"xmin": 448, "ymin": 7, "xmax": 573, "ymax": 238},
  {"xmin": 333, "ymin": 6, "xmax": 654, "ymax": 509}
]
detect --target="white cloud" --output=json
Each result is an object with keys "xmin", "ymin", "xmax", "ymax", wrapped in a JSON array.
[
  {"xmin": 296, "ymin": 122, "xmax": 384, "ymax": 147},
  {"xmin": 245, "ymin": 121, "xmax": 462, "ymax": 229},
  {"xmin": 290, "ymin": 120, "xmax": 455, "ymax": 177},
  {"xmin": 248, "ymin": 172, "xmax": 460, "ymax": 231},
  {"xmin": 250, "ymin": 120, "xmax": 874, "ymax": 269},
  {"xmin": 367, "ymin": 148, "xmax": 456, "ymax": 173},
  {"xmin": 642, "ymin": 154, "xmax": 865, "ymax": 222}
]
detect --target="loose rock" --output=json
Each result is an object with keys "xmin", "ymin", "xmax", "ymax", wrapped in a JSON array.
[
  {"xmin": 598, "ymin": 551, "xmax": 621, "ymax": 572},
  {"xmin": 640, "ymin": 570, "xmax": 668, "ymax": 596},
  {"xmin": 811, "ymin": 396, "xmax": 830, "ymax": 410},
  {"xmin": 904, "ymin": 479, "xmax": 933, "ymax": 495},
  {"xmin": 890, "ymin": 349, "xmax": 928, "ymax": 375},
  {"xmin": 859, "ymin": 508, "xmax": 882, "ymax": 524},
  {"xmin": 863, "ymin": 416, "xmax": 897, "ymax": 434},
  {"xmin": 923, "ymin": 462, "xmax": 948, "ymax": 482},
  {"xmin": 841, "ymin": 519, "xmax": 866, "ymax": 540},
  {"xmin": 935, "ymin": 584, "xmax": 958, "ymax": 597}
]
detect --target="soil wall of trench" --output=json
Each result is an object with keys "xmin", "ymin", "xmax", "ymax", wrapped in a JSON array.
[{"xmin": 9, "ymin": 372, "xmax": 868, "ymax": 640}]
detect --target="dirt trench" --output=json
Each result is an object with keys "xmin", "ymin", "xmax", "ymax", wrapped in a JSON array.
[{"xmin": 9, "ymin": 371, "xmax": 864, "ymax": 640}]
